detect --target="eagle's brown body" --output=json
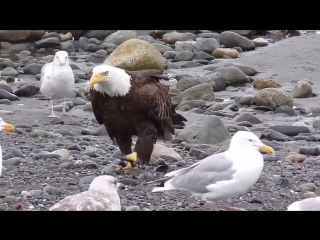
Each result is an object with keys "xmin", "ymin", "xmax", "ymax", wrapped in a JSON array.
[{"xmin": 90, "ymin": 69, "xmax": 187, "ymax": 165}]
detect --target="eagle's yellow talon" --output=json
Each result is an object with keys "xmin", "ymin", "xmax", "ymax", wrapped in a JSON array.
[
  {"xmin": 123, "ymin": 152, "xmax": 137, "ymax": 162},
  {"xmin": 122, "ymin": 162, "xmax": 132, "ymax": 171}
]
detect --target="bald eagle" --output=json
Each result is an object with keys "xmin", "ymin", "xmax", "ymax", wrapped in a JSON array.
[{"xmin": 89, "ymin": 65, "xmax": 187, "ymax": 171}]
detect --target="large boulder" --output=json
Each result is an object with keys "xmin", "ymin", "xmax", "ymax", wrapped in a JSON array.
[
  {"xmin": 104, "ymin": 39, "xmax": 165, "ymax": 73},
  {"xmin": 254, "ymin": 88, "xmax": 294, "ymax": 110},
  {"xmin": 0, "ymin": 30, "xmax": 45, "ymax": 43}
]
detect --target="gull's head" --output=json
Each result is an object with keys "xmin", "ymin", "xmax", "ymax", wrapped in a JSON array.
[
  {"xmin": 89, "ymin": 65, "xmax": 131, "ymax": 97},
  {"xmin": 0, "ymin": 117, "xmax": 14, "ymax": 133},
  {"xmin": 53, "ymin": 51, "xmax": 69, "ymax": 66},
  {"xmin": 89, "ymin": 175, "xmax": 123, "ymax": 194},
  {"xmin": 229, "ymin": 131, "xmax": 275, "ymax": 155}
]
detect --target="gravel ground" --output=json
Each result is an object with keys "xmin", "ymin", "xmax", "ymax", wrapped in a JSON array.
[{"xmin": 1, "ymin": 31, "xmax": 320, "ymax": 211}]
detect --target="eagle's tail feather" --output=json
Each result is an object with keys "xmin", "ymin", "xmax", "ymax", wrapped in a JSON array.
[
  {"xmin": 171, "ymin": 113, "xmax": 187, "ymax": 127},
  {"xmin": 150, "ymin": 74, "xmax": 169, "ymax": 81}
]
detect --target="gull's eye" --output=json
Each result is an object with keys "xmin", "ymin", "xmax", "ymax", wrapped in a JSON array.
[
  {"xmin": 249, "ymin": 139, "xmax": 253, "ymax": 142},
  {"xmin": 103, "ymin": 71, "xmax": 108, "ymax": 76}
]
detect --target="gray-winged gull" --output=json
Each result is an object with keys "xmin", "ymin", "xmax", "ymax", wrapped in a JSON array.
[
  {"xmin": 148, "ymin": 131, "xmax": 275, "ymax": 211},
  {"xmin": 287, "ymin": 197, "xmax": 320, "ymax": 211},
  {"xmin": 49, "ymin": 175, "xmax": 122, "ymax": 211},
  {"xmin": 40, "ymin": 50, "xmax": 75, "ymax": 118},
  {"xmin": 0, "ymin": 118, "xmax": 14, "ymax": 177}
]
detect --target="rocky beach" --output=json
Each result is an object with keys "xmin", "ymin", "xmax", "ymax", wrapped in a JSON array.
[{"xmin": 0, "ymin": 30, "xmax": 319, "ymax": 211}]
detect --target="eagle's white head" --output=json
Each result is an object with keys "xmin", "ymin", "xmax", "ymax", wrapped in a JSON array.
[
  {"xmin": 53, "ymin": 51, "xmax": 70, "ymax": 66},
  {"xmin": 89, "ymin": 65, "xmax": 131, "ymax": 97}
]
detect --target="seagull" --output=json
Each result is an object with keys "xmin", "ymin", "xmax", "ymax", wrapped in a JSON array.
[
  {"xmin": 147, "ymin": 131, "xmax": 275, "ymax": 211},
  {"xmin": 0, "ymin": 118, "xmax": 14, "ymax": 177},
  {"xmin": 287, "ymin": 197, "xmax": 320, "ymax": 211},
  {"xmin": 49, "ymin": 175, "xmax": 122, "ymax": 211},
  {"xmin": 40, "ymin": 50, "xmax": 75, "ymax": 118}
]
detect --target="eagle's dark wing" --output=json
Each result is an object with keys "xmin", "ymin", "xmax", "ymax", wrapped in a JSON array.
[
  {"xmin": 126, "ymin": 70, "xmax": 174, "ymax": 133},
  {"xmin": 90, "ymin": 89, "xmax": 103, "ymax": 125}
]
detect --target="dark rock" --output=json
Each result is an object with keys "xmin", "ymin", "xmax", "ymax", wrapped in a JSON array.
[
  {"xmin": 14, "ymin": 85, "xmax": 39, "ymax": 97},
  {"xmin": 0, "ymin": 89, "xmax": 19, "ymax": 101},
  {"xmin": 274, "ymin": 105, "xmax": 297, "ymax": 116},
  {"xmin": 23, "ymin": 63, "xmax": 43, "ymax": 75},
  {"xmin": 269, "ymin": 125, "xmax": 310, "ymax": 136},
  {"xmin": 35, "ymin": 37, "xmax": 60, "ymax": 49}
]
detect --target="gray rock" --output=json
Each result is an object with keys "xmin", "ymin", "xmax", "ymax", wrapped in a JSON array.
[
  {"xmin": 104, "ymin": 30, "xmax": 136, "ymax": 46},
  {"xmin": 298, "ymin": 183, "xmax": 317, "ymax": 193},
  {"xmin": 178, "ymin": 83, "xmax": 214, "ymax": 101},
  {"xmin": 220, "ymin": 31, "xmax": 255, "ymax": 51},
  {"xmin": 0, "ymin": 83, "xmax": 13, "ymax": 93},
  {"xmin": 194, "ymin": 51, "xmax": 214, "ymax": 61},
  {"xmin": 176, "ymin": 77, "xmax": 200, "ymax": 92},
  {"xmin": 173, "ymin": 51, "xmax": 194, "ymax": 61},
  {"xmin": 175, "ymin": 41, "xmax": 198, "ymax": 53},
  {"xmin": 213, "ymin": 66, "xmax": 250, "ymax": 85},
  {"xmin": 0, "ymin": 89, "xmax": 19, "ymax": 101},
  {"xmin": 252, "ymin": 38, "xmax": 269, "ymax": 47},
  {"xmin": 23, "ymin": 63, "xmax": 43, "ymax": 75},
  {"xmin": 152, "ymin": 43, "xmax": 173, "ymax": 54},
  {"xmin": 163, "ymin": 51, "xmax": 177, "ymax": 59},
  {"xmin": 60, "ymin": 41, "xmax": 75, "ymax": 52},
  {"xmin": 83, "ymin": 30, "xmax": 116, "ymax": 40},
  {"xmin": 237, "ymin": 95, "xmax": 255, "ymax": 105},
  {"xmin": 195, "ymin": 38, "xmax": 219, "ymax": 54},
  {"xmin": 0, "ymin": 61, "xmax": 16, "ymax": 69},
  {"xmin": 35, "ymin": 37, "xmax": 60, "ymax": 49},
  {"xmin": 199, "ymin": 72, "xmax": 227, "ymax": 92},
  {"xmin": 177, "ymin": 113, "xmax": 230, "ymax": 144},
  {"xmin": 269, "ymin": 125, "xmax": 310, "ymax": 136},
  {"xmin": 43, "ymin": 185, "xmax": 62, "ymax": 195},
  {"xmin": 291, "ymin": 80, "xmax": 313, "ymax": 98},
  {"xmin": 224, "ymin": 62, "xmax": 259, "ymax": 76},
  {"xmin": 254, "ymin": 88, "xmax": 294, "ymax": 110},
  {"xmin": 14, "ymin": 84, "xmax": 39, "ymax": 97},
  {"xmin": 274, "ymin": 105, "xmax": 297, "ymax": 116},
  {"xmin": 233, "ymin": 112, "xmax": 263, "ymax": 124},
  {"xmin": 137, "ymin": 35, "xmax": 156, "ymax": 43},
  {"xmin": 2, "ymin": 67, "xmax": 18, "ymax": 77},
  {"xmin": 197, "ymin": 32, "xmax": 220, "ymax": 39},
  {"xmin": 162, "ymin": 32, "xmax": 196, "ymax": 44}
]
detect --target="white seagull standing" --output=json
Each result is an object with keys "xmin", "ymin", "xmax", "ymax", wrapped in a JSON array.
[
  {"xmin": 148, "ymin": 131, "xmax": 275, "ymax": 211},
  {"xmin": 0, "ymin": 118, "xmax": 14, "ymax": 177},
  {"xmin": 40, "ymin": 50, "xmax": 75, "ymax": 118},
  {"xmin": 49, "ymin": 175, "xmax": 122, "ymax": 211}
]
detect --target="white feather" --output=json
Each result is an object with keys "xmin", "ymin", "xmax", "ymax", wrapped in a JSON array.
[
  {"xmin": 40, "ymin": 51, "xmax": 75, "ymax": 99},
  {"xmin": 92, "ymin": 65, "xmax": 131, "ymax": 97}
]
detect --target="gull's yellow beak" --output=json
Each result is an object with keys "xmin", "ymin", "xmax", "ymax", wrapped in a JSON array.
[
  {"xmin": 4, "ymin": 123, "xmax": 14, "ymax": 132},
  {"xmin": 89, "ymin": 74, "xmax": 107, "ymax": 88},
  {"xmin": 259, "ymin": 144, "xmax": 275, "ymax": 155}
]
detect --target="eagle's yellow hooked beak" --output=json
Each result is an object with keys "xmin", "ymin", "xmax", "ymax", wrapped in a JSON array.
[
  {"xmin": 3, "ymin": 123, "xmax": 14, "ymax": 132},
  {"xmin": 89, "ymin": 75, "xmax": 107, "ymax": 88}
]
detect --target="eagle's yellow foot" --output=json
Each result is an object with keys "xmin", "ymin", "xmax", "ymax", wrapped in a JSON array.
[
  {"xmin": 121, "ymin": 152, "xmax": 137, "ymax": 163},
  {"xmin": 122, "ymin": 162, "xmax": 139, "ymax": 171},
  {"xmin": 122, "ymin": 162, "xmax": 132, "ymax": 171}
]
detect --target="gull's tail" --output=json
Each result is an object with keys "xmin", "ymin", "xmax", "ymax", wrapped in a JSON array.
[{"xmin": 148, "ymin": 176, "xmax": 176, "ymax": 193}]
